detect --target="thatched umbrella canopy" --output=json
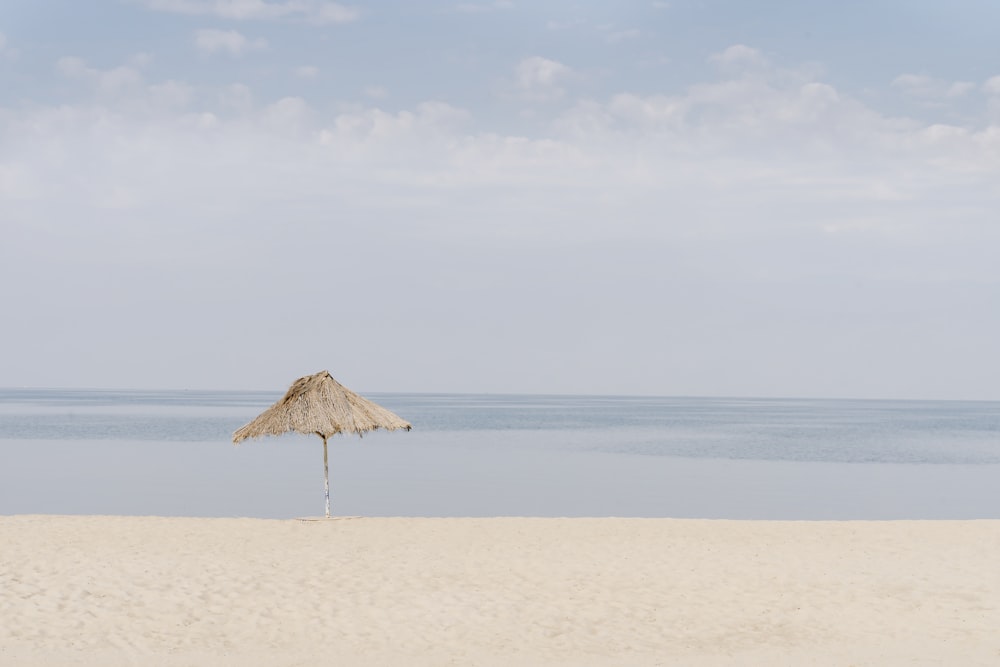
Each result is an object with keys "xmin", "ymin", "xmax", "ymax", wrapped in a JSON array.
[{"xmin": 233, "ymin": 370, "xmax": 411, "ymax": 518}]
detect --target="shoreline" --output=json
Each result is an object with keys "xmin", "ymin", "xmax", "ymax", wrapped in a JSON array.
[{"xmin": 3, "ymin": 515, "xmax": 1000, "ymax": 666}]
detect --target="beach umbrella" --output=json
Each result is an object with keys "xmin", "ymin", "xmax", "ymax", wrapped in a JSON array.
[{"xmin": 233, "ymin": 370, "xmax": 411, "ymax": 518}]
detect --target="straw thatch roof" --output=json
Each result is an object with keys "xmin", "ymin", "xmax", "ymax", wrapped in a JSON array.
[{"xmin": 232, "ymin": 370, "xmax": 411, "ymax": 444}]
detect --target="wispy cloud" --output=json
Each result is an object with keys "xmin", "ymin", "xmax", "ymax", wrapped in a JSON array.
[
  {"xmin": 293, "ymin": 65, "xmax": 320, "ymax": 79},
  {"xmin": 0, "ymin": 32, "xmax": 20, "ymax": 59},
  {"xmin": 709, "ymin": 44, "xmax": 766, "ymax": 69},
  {"xmin": 605, "ymin": 28, "xmax": 640, "ymax": 44},
  {"xmin": 51, "ymin": 55, "xmax": 202, "ymax": 116},
  {"xmin": 147, "ymin": 80, "xmax": 195, "ymax": 108},
  {"xmin": 455, "ymin": 0, "xmax": 513, "ymax": 12},
  {"xmin": 142, "ymin": 0, "xmax": 360, "ymax": 24},
  {"xmin": 982, "ymin": 75, "xmax": 1000, "ymax": 96},
  {"xmin": 195, "ymin": 29, "xmax": 267, "ymax": 55},
  {"xmin": 546, "ymin": 19, "xmax": 585, "ymax": 31},
  {"xmin": 892, "ymin": 74, "xmax": 975, "ymax": 99},
  {"xmin": 512, "ymin": 56, "xmax": 574, "ymax": 101},
  {"xmin": 56, "ymin": 56, "xmax": 145, "ymax": 92},
  {"xmin": 9, "ymin": 65, "xmax": 1000, "ymax": 257}
]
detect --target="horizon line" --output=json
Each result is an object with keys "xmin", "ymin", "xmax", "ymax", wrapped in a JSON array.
[{"xmin": 1, "ymin": 386, "xmax": 997, "ymax": 404}]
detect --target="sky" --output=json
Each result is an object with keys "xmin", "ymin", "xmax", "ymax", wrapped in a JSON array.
[{"xmin": 1, "ymin": 1, "xmax": 999, "ymax": 399}]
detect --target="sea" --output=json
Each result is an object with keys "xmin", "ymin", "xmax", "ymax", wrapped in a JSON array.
[{"xmin": 1, "ymin": 389, "xmax": 998, "ymax": 520}]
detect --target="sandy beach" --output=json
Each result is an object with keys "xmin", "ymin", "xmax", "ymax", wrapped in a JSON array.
[{"xmin": 2, "ymin": 516, "xmax": 998, "ymax": 666}]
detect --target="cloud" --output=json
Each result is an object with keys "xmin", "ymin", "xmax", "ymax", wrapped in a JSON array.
[
  {"xmin": 258, "ymin": 96, "xmax": 316, "ymax": 135},
  {"xmin": 319, "ymin": 101, "xmax": 470, "ymax": 147},
  {"xmin": 455, "ymin": 1, "xmax": 513, "ymax": 12},
  {"xmin": 56, "ymin": 56, "xmax": 89, "ymax": 77},
  {"xmin": 0, "ymin": 32, "xmax": 17, "ymax": 59},
  {"xmin": 560, "ymin": 79, "xmax": 851, "ymax": 154},
  {"xmin": 56, "ymin": 56, "xmax": 144, "ymax": 93},
  {"xmin": 51, "ymin": 56, "xmax": 200, "ymax": 114},
  {"xmin": 13, "ymin": 56, "xmax": 1000, "ymax": 247},
  {"xmin": 605, "ymin": 28, "xmax": 640, "ymax": 44},
  {"xmin": 6, "ymin": 47, "xmax": 1000, "ymax": 396},
  {"xmin": 310, "ymin": 2, "xmax": 359, "ymax": 23},
  {"xmin": 517, "ymin": 56, "xmax": 571, "ymax": 88},
  {"xmin": 195, "ymin": 28, "xmax": 267, "ymax": 55},
  {"xmin": 20, "ymin": 50, "xmax": 999, "ymax": 237},
  {"xmin": 363, "ymin": 85, "xmax": 388, "ymax": 99},
  {"xmin": 142, "ymin": 0, "xmax": 360, "ymax": 24},
  {"xmin": 709, "ymin": 44, "xmax": 766, "ymax": 69},
  {"xmin": 147, "ymin": 80, "xmax": 195, "ymax": 108},
  {"xmin": 982, "ymin": 76, "xmax": 1000, "ymax": 96},
  {"xmin": 512, "ymin": 56, "xmax": 573, "ymax": 101},
  {"xmin": 0, "ymin": 163, "xmax": 39, "ymax": 200},
  {"xmin": 948, "ymin": 81, "xmax": 977, "ymax": 97},
  {"xmin": 545, "ymin": 19, "xmax": 585, "ymax": 31},
  {"xmin": 217, "ymin": 82, "xmax": 254, "ymax": 112},
  {"xmin": 294, "ymin": 65, "xmax": 320, "ymax": 79},
  {"xmin": 892, "ymin": 73, "xmax": 975, "ymax": 99}
]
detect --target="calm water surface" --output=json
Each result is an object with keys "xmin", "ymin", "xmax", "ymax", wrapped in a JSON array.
[{"xmin": 1, "ymin": 389, "xmax": 998, "ymax": 519}]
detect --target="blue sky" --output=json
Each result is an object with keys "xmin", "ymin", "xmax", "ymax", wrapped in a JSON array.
[{"xmin": 2, "ymin": 1, "xmax": 999, "ymax": 398}]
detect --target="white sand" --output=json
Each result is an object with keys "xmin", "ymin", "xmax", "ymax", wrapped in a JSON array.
[{"xmin": 2, "ymin": 516, "xmax": 999, "ymax": 666}]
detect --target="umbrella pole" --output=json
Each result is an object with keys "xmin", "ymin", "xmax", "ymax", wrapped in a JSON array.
[{"xmin": 323, "ymin": 435, "xmax": 331, "ymax": 518}]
